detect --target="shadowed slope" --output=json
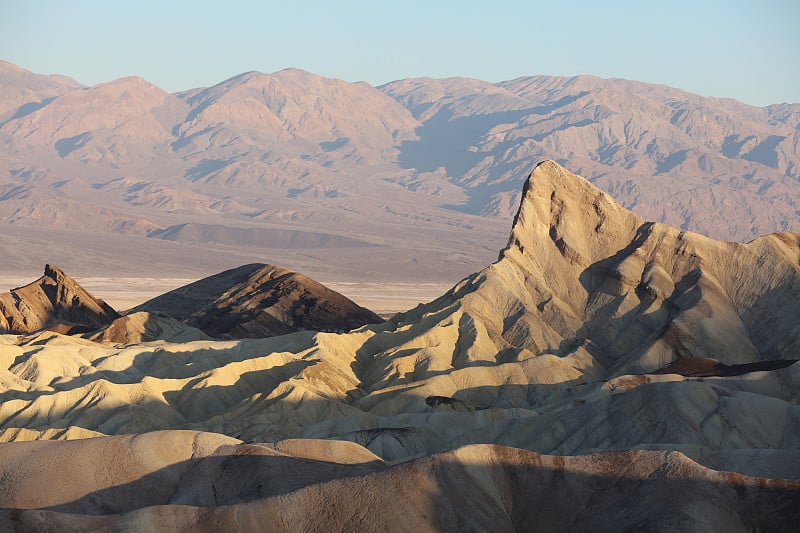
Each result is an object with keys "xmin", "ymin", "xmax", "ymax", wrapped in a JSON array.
[
  {"xmin": 134, "ymin": 263, "xmax": 383, "ymax": 338},
  {"xmin": 0, "ymin": 435, "xmax": 796, "ymax": 532}
]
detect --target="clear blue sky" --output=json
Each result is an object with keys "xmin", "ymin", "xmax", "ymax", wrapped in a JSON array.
[{"xmin": 1, "ymin": 0, "xmax": 798, "ymax": 106}]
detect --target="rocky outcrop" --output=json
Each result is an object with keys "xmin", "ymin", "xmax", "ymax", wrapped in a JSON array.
[
  {"xmin": 134, "ymin": 263, "xmax": 383, "ymax": 338},
  {"xmin": 362, "ymin": 159, "xmax": 800, "ymax": 389},
  {"xmin": 0, "ymin": 264, "xmax": 119, "ymax": 334}
]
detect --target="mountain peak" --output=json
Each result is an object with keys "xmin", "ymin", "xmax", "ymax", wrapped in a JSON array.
[
  {"xmin": 135, "ymin": 263, "xmax": 383, "ymax": 339},
  {"xmin": 502, "ymin": 160, "xmax": 642, "ymax": 266},
  {"xmin": 450, "ymin": 161, "xmax": 800, "ymax": 371},
  {"xmin": 43, "ymin": 263, "xmax": 66, "ymax": 282},
  {"xmin": 92, "ymin": 75, "xmax": 169, "ymax": 96},
  {"xmin": 0, "ymin": 265, "xmax": 119, "ymax": 334}
]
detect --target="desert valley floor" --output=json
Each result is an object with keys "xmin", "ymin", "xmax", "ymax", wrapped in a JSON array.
[{"xmin": 0, "ymin": 162, "xmax": 798, "ymax": 531}]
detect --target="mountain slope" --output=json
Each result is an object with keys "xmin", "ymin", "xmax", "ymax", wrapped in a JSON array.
[
  {"xmin": 1, "ymin": 62, "xmax": 799, "ymax": 282},
  {"xmin": 382, "ymin": 75, "xmax": 800, "ymax": 240},
  {"xmin": 0, "ymin": 264, "xmax": 119, "ymax": 334},
  {"xmin": 134, "ymin": 263, "xmax": 384, "ymax": 338},
  {"xmin": 1, "ymin": 76, "xmax": 188, "ymax": 162},
  {"xmin": 0, "ymin": 60, "xmax": 82, "ymax": 121}
]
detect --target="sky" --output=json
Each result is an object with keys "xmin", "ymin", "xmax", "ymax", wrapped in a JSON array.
[{"xmin": 1, "ymin": 0, "xmax": 798, "ymax": 106}]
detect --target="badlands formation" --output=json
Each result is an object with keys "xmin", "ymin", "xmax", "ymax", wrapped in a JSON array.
[{"xmin": 0, "ymin": 161, "xmax": 799, "ymax": 530}]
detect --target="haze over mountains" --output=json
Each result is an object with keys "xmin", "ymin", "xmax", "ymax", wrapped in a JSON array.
[
  {"xmin": 1, "ymin": 60, "xmax": 798, "ymax": 283},
  {"xmin": 1, "ymin": 162, "xmax": 798, "ymax": 530}
]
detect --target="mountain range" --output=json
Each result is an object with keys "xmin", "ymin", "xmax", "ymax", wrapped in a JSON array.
[
  {"xmin": 1, "ymin": 162, "xmax": 798, "ymax": 530},
  {"xmin": 1, "ymin": 60, "xmax": 798, "ymax": 283}
]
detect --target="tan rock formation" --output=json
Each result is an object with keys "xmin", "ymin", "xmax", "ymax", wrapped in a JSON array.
[
  {"xmin": 0, "ymin": 264, "xmax": 119, "ymax": 334},
  {"xmin": 87, "ymin": 311, "xmax": 211, "ymax": 344}
]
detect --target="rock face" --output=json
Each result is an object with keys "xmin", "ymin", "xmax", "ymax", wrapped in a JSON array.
[
  {"xmin": 1, "ymin": 163, "xmax": 799, "ymax": 531},
  {"xmin": 134, "ymin": 263, "xmax": 384, "ymax": 338},
  {"xmin": 438, "ymin": 160, "xmax": 800, "ymax": 373},
  {"xmin": 0, "ymin": 264, "xmax": 119, "ymax": 334}
]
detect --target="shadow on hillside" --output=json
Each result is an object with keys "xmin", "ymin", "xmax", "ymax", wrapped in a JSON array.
[
  {"xmin": 573, "ymin": 222, "xmax": 709, "ymax": 367},
  {"xmin": 398, "ymin": 94, "xmax": 588, "ymax": 176},
  {"xmin": 575, "ymin": 228, "xmax": 800, "ymax": 366},
  {"xmin": 19, "ymin": 447, "xmax": 383, "ymax": 516},
  {"xmin": 0, "ymin": 443, "xmax": 797, "ymax": 531},
  {"xmin": 395, "ymin": 93, "xmax": 588, "ymax": 215},
  {"xmin": 54, "ymin": 132, "xmax": 91, "ymax": 158},
  {"xmin": 398, "ymin": 107, "xmax": 532, "ymax": 176},
  {"xmin": 161, "ymin": 360, "xmax": 318, "ymax": 424},
  {"xmin": 3, "ymin": 97, "xmax": 56, "ymax": 123},
  {"xmin": 3, "ymin": 352, "xmax": 799, "ymax": 480},
  {"xmin": 741, "ymin": 279, "xmax": 800, "ymax": 358}
]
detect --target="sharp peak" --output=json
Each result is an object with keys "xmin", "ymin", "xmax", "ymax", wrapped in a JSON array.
[
  {"xmin": 514, "ymin": 159, "xmax": 612, "ymax": 213},
  {"xmin": 43, "ymin": 263, "xmax": 69, "ymax": 281},
  {"xmin": 515, "ymin": 159, "xmax": 633, "ymax": 216},
  {"xmin": 501, "ymin": 161, "xmax": 643, "ymax": 262}
]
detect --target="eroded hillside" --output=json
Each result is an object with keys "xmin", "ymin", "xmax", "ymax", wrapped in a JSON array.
[{"xmin": 0, "ymin": 162, "xmax": 798, "ymax": 530}]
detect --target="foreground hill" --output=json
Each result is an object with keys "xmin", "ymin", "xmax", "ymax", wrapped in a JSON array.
[
  {"xmin": 1, "ymin": 61, "xmax": 798, "ymax": 281},
  {"xmin": 1, "ymin": 433, "xmax": 796, "ymax": 531},
  {"xmin": 0, "ymin": 162, "xmax": 798, "ymax": 530}
]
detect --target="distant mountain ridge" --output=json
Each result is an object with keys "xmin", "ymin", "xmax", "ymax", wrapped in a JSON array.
[{"xmin": 1, "ymin": 60, "xmax": 798, "ymax": 280}]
